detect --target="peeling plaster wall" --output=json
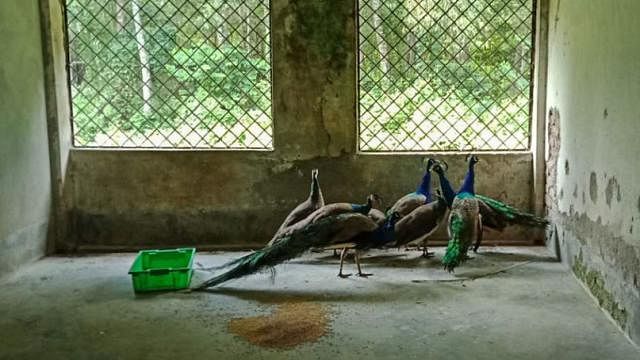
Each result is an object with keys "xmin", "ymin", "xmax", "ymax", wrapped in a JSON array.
[
  {"xmin": 0, "ymin": 0, "xmax": 52, "ymax": 275},
  {"xmin": 40, "ymin": 0, "xmax": 73, "ymax": 253},
  {"xmin": 546, "ymin": 0, "xmax": 640, "ymax": 343},
  {"xmin": 64, "ymin": 0, "xmax": 537, "ymax": 251}
]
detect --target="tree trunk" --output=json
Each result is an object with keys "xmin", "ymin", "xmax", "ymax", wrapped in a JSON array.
[
  {"xmin": 406, "ymin": 30, "xmax": 416, "ymax": 67},
  {"xmin": 115, "ymin": 0, "xmax": 126, "ymax": 32},
  {"xmin": 216, "ymin": 3, "xmax": 229, "ymax": 47},
  {"xmin": 131, "ymin": 0, "xmax": 153, "ymax": 115},
  {"xmin": 241, "ymin": 3, "xmax": 252, "ymax": 54},
  {"xmin": 371, "ymin": 0, "xmax": 390, "ymax": 77}
]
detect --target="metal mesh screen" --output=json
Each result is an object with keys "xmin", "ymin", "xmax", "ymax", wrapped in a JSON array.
[
  {"xmin": 358, "ymin": 0, "xmax": 535, "ymax": 151},
  {"xmin": 66, "ymin": 0, "xmax": 272, "ymax": 148}
]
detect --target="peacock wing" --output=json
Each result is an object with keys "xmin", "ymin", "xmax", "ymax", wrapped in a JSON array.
[
  {"xmin": 387, "ymin": 193, "xmax": 427, "ymax": 217},
  {"xmin": 393, "ymin": 200, "xmax": 447, "ymax": 247}
]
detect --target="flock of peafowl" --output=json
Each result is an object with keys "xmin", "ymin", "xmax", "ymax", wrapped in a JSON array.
[{"xmin": 194, "ymin": 155, "xmax": 548, "ymax": 290}]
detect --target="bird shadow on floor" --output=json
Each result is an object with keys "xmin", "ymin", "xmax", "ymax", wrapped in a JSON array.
[
  {"xmin": 195, "ymin": 280, "xmax": 459, "ymax": 304},
  {"xmin": 473, "ymin": 251, "xmax": 558, "ymax": 263}
]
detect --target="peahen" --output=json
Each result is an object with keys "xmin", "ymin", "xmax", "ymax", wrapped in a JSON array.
[
  {"xmin": 387, "ymin": 158, "xmax": 437, "ymax": 217},
  {"xmin": 442, "ymin": 155, "xmax": 481, "ymax": 272},
  {"xmin": 272, "ymin": 169, "xmax": 324, "ymax": 236},
  {"xmin": 193, "ymin": 213, "xmax": 380, "ymax": 289},
  {"xmin": 433, "ymin": 160, "xmax": 548, "ymax": 253}
]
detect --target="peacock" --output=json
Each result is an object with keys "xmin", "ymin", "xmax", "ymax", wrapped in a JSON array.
[
  {"xmin": 334, "ymin": 212, "xmax": 401, "ymax": 277},
  {"xmin": 271, "ymin": 169, "xmax": 324, "ymax": 238},
  {"xmin": 193, "ymin": 213, "xmax": 381, "ymax": 289},
  {"xmin": 366, "ymin": 194, "xmax": 387, "ymax": 226},
  {"xmin": 324, "ymin": 194, "xmax": 386, "ymax": 258},
  {"xmin": 442, "ymin": 155, "xmax": 481, "ymax": 272},
  {"xmin": 273, "ymin": 194, "xmax": 381, "ymax": 247},
  {"xmin": 387, "ymin": 158, "xmax": 437, "ymax": 217},
  {"xmin": 390, "ymin": 194, "xmax": 448, "ymax": 257},
  {"xmin": 433, "ymin": 160, "xmax": 548, "ymax": 253}
]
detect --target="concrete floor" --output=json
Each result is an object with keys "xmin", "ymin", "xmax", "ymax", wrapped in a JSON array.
[{"xmin": 0, "ymin": 247, "xmax": 637, "ymax": 360}]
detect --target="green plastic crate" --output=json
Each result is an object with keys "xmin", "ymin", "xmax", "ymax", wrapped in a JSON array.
[{"xmin": 128, "ymin": 248, "xmax": 196, "ymax": 292}]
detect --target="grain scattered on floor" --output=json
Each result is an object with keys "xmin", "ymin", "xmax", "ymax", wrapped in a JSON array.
[{"xmin": 228, "ymin": 302, "xmax": 329, "ymax": 349}]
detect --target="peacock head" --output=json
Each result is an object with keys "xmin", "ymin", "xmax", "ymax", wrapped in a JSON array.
[
  {"xmin": 423, "ymin": 157, "xmax": 436, "ymax": 172},
  {"xmin": 466, "ymin": 154, "xmax": 479, "ymax": 167},
  {"xmin": 367, "ymin": 193, "xmax": 384, "ymax": 210},
  {"xmin": 432, "ymin": 160, "xmax": 448, "ymax": 175}
]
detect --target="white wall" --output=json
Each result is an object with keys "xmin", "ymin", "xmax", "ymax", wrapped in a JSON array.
[
  {"xmin": 546, "ymin": 0, "xmax": 640, "ymax": 342},
  {"xmin": 0, "ymin": 0, "xmax": 52, "ymax": 275}
]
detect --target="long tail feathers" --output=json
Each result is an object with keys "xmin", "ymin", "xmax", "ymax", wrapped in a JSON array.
[
  {"xmin": 193, "ymin": 214, "xmax": 354, "ymax": 290},
  {"xmin": 443, "ymin": 214, "xmax": 464, "ymax": 272},
  {"xmin": 475, "ymin": 194, "xmax": 548, "ymax": 228}
]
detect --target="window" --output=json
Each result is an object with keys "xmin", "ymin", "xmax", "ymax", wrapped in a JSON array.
[
  {"xmin": 66, "ymin": 0, "xmax": 272, "ymax": 148},
  {"xmin": 358, "ymin": 0, "xmax": 535, "ymax": 151}
]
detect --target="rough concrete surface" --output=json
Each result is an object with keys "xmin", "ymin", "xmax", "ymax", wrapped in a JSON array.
[
  {"xmin": 67, "ymin": 152, "xmax": 535, "ymax": 250},
  {"xmin": 0, "ymin": 247, "xmax": 637, "ymax": 359}
]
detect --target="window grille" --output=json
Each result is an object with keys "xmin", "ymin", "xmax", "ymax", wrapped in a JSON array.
[
  {"xmin": 66, "ymin": 0, "xmax": 272, "ymax": 148},
  {"xmin": 358, "ymin": 0, "xmax": 535, "ymax": 151}
]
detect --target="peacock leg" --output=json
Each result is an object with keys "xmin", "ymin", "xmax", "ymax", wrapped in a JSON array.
[
  {"xmin": 338, "ymin": 248, "xmax": 352, "ymax": 278},
  {"xmin": 421, "ymin": 240, "xmax": 434, "ymax": 258},
  {"xmin": 355, "ymin": 250, "xmax": 372, "ymax": 277},
  {"xmin": 473, "ymin": 214, "xmax": 483, "ymax": 253}
]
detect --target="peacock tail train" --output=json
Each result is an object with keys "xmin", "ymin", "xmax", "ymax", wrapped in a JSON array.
[
  {"xmin": 443, "ymin": 213, "xmax": 464, "ymax": 272},
  {"xmin": 476, "ymin": 194, "xmax": 548, "ymax": 228},
  {"xmin": 194, "ymin": 213, "xmax": 375, "ymax": 289}
]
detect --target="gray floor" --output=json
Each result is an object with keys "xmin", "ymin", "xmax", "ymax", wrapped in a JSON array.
[{"xmin": 0, "ymin": 247, "xmax": 638, "ymax": 360}]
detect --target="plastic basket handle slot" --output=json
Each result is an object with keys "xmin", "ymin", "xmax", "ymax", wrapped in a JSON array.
[{"xmin": 148, "ymin": 268, "xmax": 171, "ymax": 275}]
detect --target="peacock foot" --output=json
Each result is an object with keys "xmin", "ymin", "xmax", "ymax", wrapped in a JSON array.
[
  {"xmin": 338, "ymin": 273, "xmax": 352, "ymax": 278},
  {"xmin": 421, "ymin": 250, "xmax": 434, "ymax": 258},
  {"xmin": 357, "ymin": 272, "xmax": 373, "ymax": 278}
]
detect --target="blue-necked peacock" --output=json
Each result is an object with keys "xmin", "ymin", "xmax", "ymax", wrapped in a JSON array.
[
  {"xmin": 442, "ymin": 155, "xmax": 481, "ymax": 272},
  {"xmin": 387, "ymin": 158, "xmax": 437, "ymax": 217},
  {"xmin": 433, "ymin": 159, "xmax": 548, "ymax": 253},
  {"xmin": 390, "ymin": 194, "xmax": 448, "ymax": 257}
]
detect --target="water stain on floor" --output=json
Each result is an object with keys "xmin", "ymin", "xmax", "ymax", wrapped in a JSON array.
[{"xmin": 228, "ymin": 302, "xmax": 329, "ymax": 349}]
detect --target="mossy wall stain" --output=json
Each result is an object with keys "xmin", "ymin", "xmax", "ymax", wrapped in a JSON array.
[
  {"xmin": 589, "ymin": 172, "xmax": 598, "ymax": 204},
  {"xmin": 604, "ymin": 176, "xmax": 621, "ymax": 207},
  {"xmin": 572, "ymin": 254, "xmax": 627, "ymax": 328}
]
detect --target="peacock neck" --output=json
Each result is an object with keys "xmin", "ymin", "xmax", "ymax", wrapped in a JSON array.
[
  {"xmin": 373, "ymin": 215, "xmax": 398, "ymax": 244},
  {"xmin": 351, "ymin": 202, "xmax": 372, "ymax": 215},
  {"xmin": 310, "ymin": 177, "xmax": 323, "ymax": 202},
  {"xmin": 458, "ymin": 162, "xmax": 475, "ymax": 195},
  {"xmin": 458, "ymin": 162, "xmax": 476, "ymax": 195},
  {"xmin": 436, "ymin": 171, "xmax": 456, "ymax": 206},
  {"xmin": 416, "ymin": 171, "xmax": 432, "ymax": 203}
]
